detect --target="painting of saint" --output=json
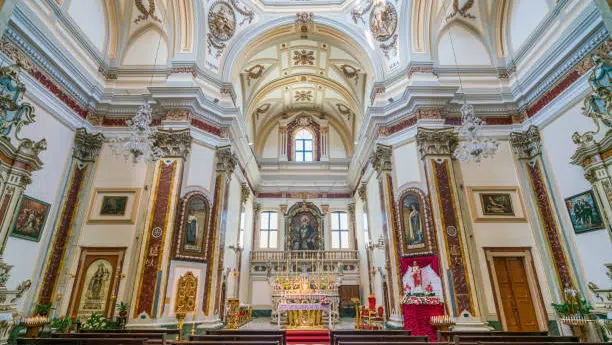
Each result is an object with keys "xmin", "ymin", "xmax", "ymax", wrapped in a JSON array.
[
  {"xmin": 289, "ymin": 212, "xmax": 320, "ymax": 250},
  {"xmin": 401, "ymin": 194, "xmax": 424, "ymax": 248},
  {"xmin": 10, "ymin": 195, "xmax": 50, "ymax": 242},
  {"xmin": 100, "ymin": 196, "xmax": 128, "ymax": 216},
  {"xmin": 565, "ymin": 190, "xmax": 604, "ymax": 233},
  {"xmin": 183, "ymin": 198, "xmax": 208, "ymax": 252},
  {"xmin": 76, "ymin": 259, "xmax": 112, "ymax": 321},
  {"xmin": 480, "ymin": 193, "xmax": 514, "ymax": 216}
]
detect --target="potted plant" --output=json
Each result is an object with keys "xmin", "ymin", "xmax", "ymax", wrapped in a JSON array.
[
  {"xmin": 49, "ymin": 316, "xmax": 71, "ymax": 334},
  {"xmin": 116, "ymin": 302, "xmax": 128, "ymax": 329},
  {"xmin": 35, "ymin": 303, "xmax": 53, "ymax": 317}
]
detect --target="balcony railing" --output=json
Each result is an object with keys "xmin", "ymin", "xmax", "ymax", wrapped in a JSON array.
[{"xmin": 250, "ymin": 250, "xmax": 358, "ymax": 262}]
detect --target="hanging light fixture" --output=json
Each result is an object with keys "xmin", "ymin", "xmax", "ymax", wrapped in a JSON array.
[
  {"xmin": 453, "ymin": 102, "xmax": 499, "ymax": 163},
  {"xmin": 109, "ymin": 102, "xmax": 163, "ymax": 164},
  {"xmin": 109, "ymin": 27, "xmax": 164, "ymax": 164},
  {"xmin": 442, "ymin": 4, "xmax": 498, "ymax": 163}
]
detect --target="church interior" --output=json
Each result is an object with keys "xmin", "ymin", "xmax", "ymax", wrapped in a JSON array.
[{"xmin": 0, "ymin": 0, "xmax": 610, "ymax": 344}]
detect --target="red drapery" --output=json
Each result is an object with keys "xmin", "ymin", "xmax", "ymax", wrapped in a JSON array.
[{"xmin": 401, "ymin": 255, "xmax": 444, "ymax": 341}]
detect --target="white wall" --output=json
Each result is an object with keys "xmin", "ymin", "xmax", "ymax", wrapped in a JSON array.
[
  {"xmin": 541, "ymin": 101, "xmax": 612, "ymax": 289},
  {"xmin": 184, "ymin": 143, "xmax": 215, "ymax": 193}
]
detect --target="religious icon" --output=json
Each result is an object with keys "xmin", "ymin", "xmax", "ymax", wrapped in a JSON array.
[
  {"xmin": 479, "ymin": 193, "xmax": 514, "ymax": 216},
  {"xmin": 288, "ymin": 211, "xmax": 320, "ymax": 250},
  {"xmin": 565, "ymin": 190, "xmax": 604, "ymax": 233},
  {"xmin": 368, "ymin": 1, "xmax": 397, "ymax": 42},
  {"xmin": 183, "ymin": 197, "xmax": 209, "ymax": 252},
  {"xmin": 10, "ymin": 195, "xmax": 50, "ymax": 242},
  {"xmin": 402, "ymin": 260, "xmax": 443, "ymax": 299},
  {"xmin": 400, "ymin": 194, "xmax": 425, "ymax": 248},
  {"xmin": 100, "ymin": 196, "xmax": 128, "ymax": 216},
  {"xmin": 76, "ymin": 259, "xmax": 112, "ymax": 321}
]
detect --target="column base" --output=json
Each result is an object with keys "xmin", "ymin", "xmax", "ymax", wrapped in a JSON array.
[
  {"xmin": 386, "ymin": 313, "xmax": 404, "ymax": 329},
  {"xmin": 196, "ymin": 317, "xmax": 224, "ymax": 330},
  {"xmin": 450, "ymin": 311, "xmax": 493, "ymax": 332}
]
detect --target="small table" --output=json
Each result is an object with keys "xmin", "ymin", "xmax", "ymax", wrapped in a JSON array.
[
  {"xmin": 277, "ymin": 303, "xmax": 332, "ymax": 329},
  {"xmin": 402, "ymin": 296, "xmax": 444, "ymax": 341}
]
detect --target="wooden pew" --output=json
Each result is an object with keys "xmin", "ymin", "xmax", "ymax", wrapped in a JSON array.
[
  {"xmin": 177, "ymin": 341, "xmax": 280, "ymax": 345},
  {"xmin": 439, "ymin": 331, "xmax": 548, "ymax": 341},
  {"xmin": 338, "ymin": 342, "xmax": 442, "ymax": 345},
  {"xmin": 83, "ymin": 329, "xmax": 179, "ymax": 336},
  {"xmin": 454, "ymin": 336, "xmax": 579, "ymax": 344},
  {"xmin": 54, "ymin": 332, "xmax": 166, "ymax": 345},
  {"xmin": 204, "ymin": 329, "xmax": 286, "ymax": 344},
  {"xmin": 17, "ymin": 337, "xmax": 147, "ymax": 345},
  {"xmin": 331, "ymin": 330, "xmax": 413, "ymax": 345},
  {"xmin": 189, "ymin": 334, "xmax": 283, "ymax": 344},
  {"xmin": 334, "ymin": 334, "xmax": 428, "ymax": 345},
  {"xmin": 475, "ymin": 343, "xmax": 610, "ymax": 345}
]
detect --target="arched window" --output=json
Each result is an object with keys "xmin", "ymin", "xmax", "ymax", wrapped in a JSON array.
[{"xmin": 294, "ymin": 129, "xmax": 313, "ymax": 162}]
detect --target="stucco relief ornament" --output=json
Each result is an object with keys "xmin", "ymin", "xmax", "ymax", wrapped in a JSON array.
[
  {"xmin": 134, "ymin": 0, "xmax": 161, "ymax": 24},
  {"xmin": 447, "ymin": 0, "xmax": 476, "ymax": 20},
  {"xmin": 369, "ymin": 1, "xmax": 397, "ymax": 42},
  {"xmin": 207, "ymin": 1, "xmax": 236, "ymax": 58}
]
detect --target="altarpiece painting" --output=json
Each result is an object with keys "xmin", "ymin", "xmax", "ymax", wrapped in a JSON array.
[
  {"xmin": 173, "ymin": 191, "xmax": 211, "ymax": 262},
  {"xmin": 68, "ymin": 247, "xmax": 125, "ymax": 321},
  {"xmin": 285, "ymin": 202, "xmax": 323, "ymax": 250},
  {"xmin": 10, "ymin": 195, "xmax": 50, "ymax": 242},
  {"xmin": 395, "ymin": 188, "xmax": 435, "ymax": 256}
]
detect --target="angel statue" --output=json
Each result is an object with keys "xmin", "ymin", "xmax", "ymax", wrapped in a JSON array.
[{"xmin": 402, "ymin": 261, "xmax": 443, "ymax": 299}]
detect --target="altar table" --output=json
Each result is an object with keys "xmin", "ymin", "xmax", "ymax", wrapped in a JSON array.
[
  {"xmin": 402, "ymin": 303, "xmax": 444, "ymax": 341},
  {"xmin": 277, "ymin": 303, "xmax": 332, "ymax": 329}
]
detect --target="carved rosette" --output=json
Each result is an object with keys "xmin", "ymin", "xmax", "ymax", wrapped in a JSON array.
[
  {"xmin": 72, "ymin": 128, "xmax": 105, "ymax": 163},
  {"xmin": 153, "ymin": 129, "xmax": 192, "ymax": 159},
  {"xmin": 371, "ymin": 143, "xmax": 393, "ymax": 177},
  {"xmin": 416, "ymin": 127, "xmax": 458, "ymax": 158},
  {"xmin": 216, "ymin": 145, "xmax": 237, "ymax": 178},
  {"xmin": 509, "ymin": 126, "xmax": 542, "ymax": 160}
]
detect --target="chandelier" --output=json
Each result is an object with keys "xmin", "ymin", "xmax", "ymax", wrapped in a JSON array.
[
  {"xmin": 109, "ymin": 102, "xmax": 164, "ymax": 164},
  {"xmin": 453, "ymin": 101, "xmax": 499, "ymax": 163}
]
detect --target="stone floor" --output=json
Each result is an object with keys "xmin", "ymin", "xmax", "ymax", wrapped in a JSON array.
[{"xmin": 241, "ymin": 317, "xmax": 357, "ymax": 330}]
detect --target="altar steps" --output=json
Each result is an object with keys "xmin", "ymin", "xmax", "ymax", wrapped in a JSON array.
[{"xmin": 286, "ymin": 330, "xmax": 330, "ymax": 345}]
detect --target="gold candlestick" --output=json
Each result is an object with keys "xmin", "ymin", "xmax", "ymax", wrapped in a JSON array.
[{"xmin": 176, "ymin": 310, "xmax": 186, "ymax": 341}]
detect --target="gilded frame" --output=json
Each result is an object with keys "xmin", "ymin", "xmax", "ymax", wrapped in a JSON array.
[
  {"xmin": 172, "ymin": 191, "xmax": 212, "ymax": 262},
  {"xmin": 87, "ymin": 188, "xmax": 141, "ymax": 224},
  {"xmin": 466, "ymin": 186, "xmax": 527, "ymax": 223}
]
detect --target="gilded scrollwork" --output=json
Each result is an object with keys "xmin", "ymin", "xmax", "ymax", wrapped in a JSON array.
[{"xmin": 175, "ymin": 272, "xmax": 198, "ymax": 313}]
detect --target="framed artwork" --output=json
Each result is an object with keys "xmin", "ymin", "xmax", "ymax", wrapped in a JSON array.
[
  {"xmin": 172, "ymin": 191, "xmax": 212, "ymax": 262},
  {"xmin": 564, "ymin": 190, "xmax": 605, "ymax": 233},
  {"xmin": 286, "ymin": 202, "xmax": 323, "ymax": 250},
  {"xmin": 87, "ymin": 189, "xmax": 141, "ymax": 224},
  {"xmin": 67, "ymin": 247, "xmax": 126, "ymax": 321},
  {"xmin": 466, "ymin": 187, "xmax": 526, "ymax": 222},
  {"xmin": 10, "ymin": 195, "xmax": 51, "ymax": 242},
  {"xmin": 395, "ymin": 187, "xmax": 435, "ymax": 257}
]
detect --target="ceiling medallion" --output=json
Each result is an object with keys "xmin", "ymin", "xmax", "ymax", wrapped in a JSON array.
[
  {"xmin": 447, "ymin": 0, "xmax": 476, "ymax": 20},
  {"xmin": 369, "ymin": 0, "xmax": 397, "ymax": 42},
  {"xmin": 208, "ymin": 1, "xmax": 236, "ymax": 41},
  {"xmin": 293, "ymin": 50, "xmax": 315, "ymax": 66},
  {"xmin": 295, "ymin": 90, "xmax": 313, "ymax": 102},
  {"xmin": 134, "ymin": 0, "xmax": 161, "ymax": 24}
]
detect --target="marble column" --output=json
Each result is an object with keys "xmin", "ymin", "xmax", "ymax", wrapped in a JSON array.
[
  {"xmin": 358, "ymin": 182, "xmax": 374, "ymax": 297},
  {"xmin": 510, "ymin": 126, "xmax": 579, "ymax": 296},
  {"xmin": 202, "ymin": 145, "xmax": 237, "ymax": 318},
  {"xmin": 38, "ymin": 128, "xmax": 104, "ymax": 307},
  {"xmin": 416, "ymin": 127, "xmax": 480, "ymax": 318},
  {"xmin": 132, "ymin": 129, "xmax": 191, "ymax": 319},
  {"xmin": 370, "ymin": 144, "xmax": 402, "ymax": 321}
]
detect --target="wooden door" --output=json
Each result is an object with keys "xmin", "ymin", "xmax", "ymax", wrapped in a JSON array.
[{"xmin": 493, "ymin": 257, "xmax": 539, "ymax": 331}]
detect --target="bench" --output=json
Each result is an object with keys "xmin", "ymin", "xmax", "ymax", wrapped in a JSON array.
[
  {"xmin": 334, "ymin": 334, "xmax": 428, "ymax": 345},
  {"xmin": 54, "ymin": 332, "xmax": 166, "ymax": 345},
  {"xmin": 190, "ymin": 334, "xmax": 284, "ymax": 344},
  {"xmin": 454, "ymin": 336, "xmax": 579, "ymax": 344},
  {"xmin": 331, "ymin": 330, "xmax": 414, "ymax": 345},
  {"xmin": 177, "ymin": 341, "xmax": 280, "ymax": 345},
  {"xmin": 439, "ymin": 331, "xmax": 548, "ymax": 341},
  {"xmin": 205, "ymin": 329, "xmax": 286, "ymax": 344},
  {"xmin": 338, "ymin": 342, "xmax": 443, "ymax": 345},
  {"xmin": 17, "ymin": 337, "xmax": 147, "ymax": 345}
]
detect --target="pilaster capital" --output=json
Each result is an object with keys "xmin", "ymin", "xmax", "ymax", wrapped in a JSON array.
[
  {"xmin": 416, "ymin": 127, "xmax": 458, "ymax": 158},
  {"xmin": 215, "ymin": 145, "xmax": 237, "ymax": 177},
  {"xmin": 370, "ymin": 143, "xmax": 393, "ymax": 176},
  {"xmin": 253, "ymin": 201, "xmax": 261, "ymax": 214},
  {"xmin": 348, "ymin": 203, "xmax": 355, "ymax": 215},
  {"xmin": 509, "ymin": 126, "xmax": 542, "ymax": 160},
  {"xmin": 240, "ymin": 182, "xmax": 250, "ymax": 204},
  {"xmin": 358, "ymin": 182, "xmax": 368, "ymax": 202},
  {"xmin": 154, "ymin": 128, "xmax": 191, "ymax": 159},
  {"xmin": 280, "ymin": 204, "xmax": 288, "ymax": 215},
  {"xmin": 72, "ymin": 128, "xmax": 104, "ymax": 162}
]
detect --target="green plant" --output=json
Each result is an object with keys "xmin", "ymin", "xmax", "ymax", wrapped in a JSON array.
[
  {"xmin": 551, "ymin": 289, "xmax": 592, "ymax": 317},
  {"xmin": 36, "ymin": 303, "xmax": 53, "ymax": 316},
  {"xmin": 49, "ymin": 316, "xmax": 71, "ymax": 333},
  {"xmin": 117, "ymin": 302, "xmax": 128, "ymax": 314},
  {"xmin": 82, "ymin": 313, "xmax": 112, "ymax": 330}
]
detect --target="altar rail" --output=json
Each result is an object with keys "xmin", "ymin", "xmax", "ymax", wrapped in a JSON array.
[{"xmin": 251, "ymin": 250, "xmax": 359, "ymax": 262}]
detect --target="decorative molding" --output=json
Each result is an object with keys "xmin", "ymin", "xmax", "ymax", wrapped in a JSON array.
[
  {"xmin": 416, "ymin": 127, "xmax": 458, "ymax": 158},
  {"xmin": 165, "ymin": 109, "xmax": 191, "ymax": 122},
  {"xmin": 293, "ymin": 50, "xmax": 315, "ymax": 66},
  {"xmin": 509, "ymin": 126, "xmax": 542, "ymax": 160},
  {"xmin": 245, "ymin": 64, "xmax": 264, "ymax": 85},
  {"xmin": 295, "ymin": 12, "xmax": 314, "ymax": 36},
  {"xmin": 134, "ymin": 0, "xmax": 161, "ymax": 24},
  {"xmin": 339, "ymin": 65, "xmax": 360, "ymax": 83},
  {"xmin": 446, "ymin": 0, "xmax": 476, "ymax": 19}
]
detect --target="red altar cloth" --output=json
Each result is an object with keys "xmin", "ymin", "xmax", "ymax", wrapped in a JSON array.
[{"xmin": 403, "ymin": 303, "xmax": 444, "ymax": 341}]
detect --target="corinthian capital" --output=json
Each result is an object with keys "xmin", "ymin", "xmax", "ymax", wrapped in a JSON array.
[
  {"xmin": 154, "ymin": 128, "xmax": 192, "ymax": 159},
  {"xmin": 416, "ymin": 127, "xmax": 458, "ymax": 158},
  {"xmin": 371, "ymin": 143, "xmax": 393, "ymax": 176},
  {"xmin": 216, "ymin": 145, "xmax": 237, "ymax": 177},
  {"xmin": 73, "ymin": 128, "xmax": 105, "ymax": 162},
  {"xmin": 510, "ymin": 126, "xmax": 542, "ymax": 160}
]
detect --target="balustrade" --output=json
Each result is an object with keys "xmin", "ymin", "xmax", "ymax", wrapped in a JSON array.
[{"xmin": 250, "ymin": 250, "xmax": 358, "ymax": 262}]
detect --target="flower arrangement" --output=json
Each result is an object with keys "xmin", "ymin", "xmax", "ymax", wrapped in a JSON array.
[
  {"xmin": 403, "ymin": 285, "xmax": 436, "ymax": 297},
  {"xmin": 401, "ymin": 294, "xmax": 442, "ymax": 305},
  {"xmin": 319, "ymin": 296, "xmax": 330, "ymax": 305},
  {"xmin": 81, "ymin": 313, "xmax": 115, "ymax": 330},
  {"xmin": 552, "ymin": 288, "xmax": 592, "ymax": 317}
]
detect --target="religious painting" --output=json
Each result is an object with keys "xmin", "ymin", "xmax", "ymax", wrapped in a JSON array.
[
  {"xmin": 565, "ymin": 190, "xmax": 605, "ymax": 233},
  {"xmin": 68, "ymin": 247, "xmax": 125, "ymax": 321},
  {"xmin": 285, "ymin": 202, "xmax": 323, "ymax": 251},
  {"xmin": 466, "ymin": 187, "xmax": 526, "ymax": 223},
  {"xmin": 173, "ymin": 192, "xmax": 211, "ymax": 262},
  {"xmin": 395, "ymin": 188, "xmax": 435, "ymax": 257},
  {"xmin": 480, "ymin": 193, "xmax": 514, "ymax": 216},
  {"xmin": 10, "ymin": 195, "xmax": 50, "ymax": 242},
  {"xmin": 100, "ymin": 196, "xmax": 128, "ymax": 216},
  {"xmin": 369, "ymin": 0, "xmax": 397, "ymax": 42},
  {"xmin": 87, "ymin": 189, "xmax": 141, "ymax": 224}
]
